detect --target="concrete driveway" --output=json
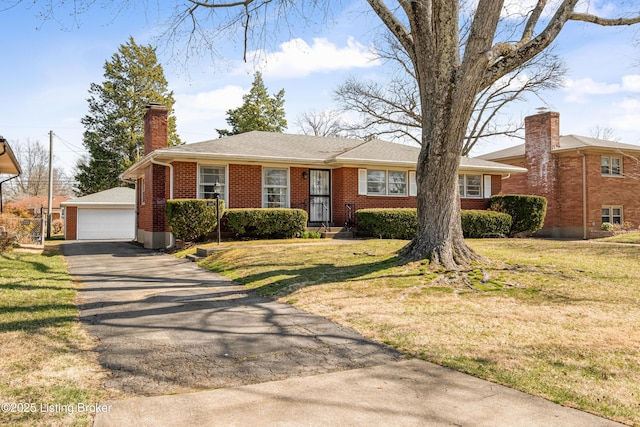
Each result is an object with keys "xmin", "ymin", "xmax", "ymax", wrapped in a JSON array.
[{"xmin": 62, "ymin": 241, "xmax": 624, "ymax": 427}]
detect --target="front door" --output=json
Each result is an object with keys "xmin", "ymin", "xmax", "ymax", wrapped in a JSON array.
[{"xmin": 309, "ymin": 169, "xmax": 331, "ymax": 224}]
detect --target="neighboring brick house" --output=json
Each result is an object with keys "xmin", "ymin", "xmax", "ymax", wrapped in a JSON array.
[
  {"xmin": 480, "ymin": 111, "xmax": 640, "ymax": 238},
  {"xmin": 121, "ymin": 104, "xmax": 526, "ymax": 249},
  {"xmin": 7, "ymin": 195, "xmax": 71, "ymax": 220}
]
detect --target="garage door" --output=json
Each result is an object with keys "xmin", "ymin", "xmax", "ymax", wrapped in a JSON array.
[{"xmin": 77, "ymin": 208, "xmax": 135, "ymax": 240}]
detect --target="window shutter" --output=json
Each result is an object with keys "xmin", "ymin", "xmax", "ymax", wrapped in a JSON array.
[
  {"xmin": 409, "ymin": 171, "xmax": 417, "ymax": 196},
  {"xmin": 358, "ymin": 169, "xmax": 368, "ymax": 195},
  {"xmin": 483, "ymin": 175, "xmax": 492, "ymax": 198}
]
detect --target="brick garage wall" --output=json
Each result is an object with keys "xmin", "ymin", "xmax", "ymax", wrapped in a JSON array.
[
  {"xmin": 228, "ymin": 164, "xmax": 262, "ymax": 208},
  {"xmin": 65, "ymin": 206, "xmax": 77, "ymax": 240}
]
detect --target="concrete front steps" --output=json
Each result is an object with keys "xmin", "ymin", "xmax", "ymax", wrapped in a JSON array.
[{"xmin": 306, "ymin": 226, "xmax": 354, "ymax": 240}]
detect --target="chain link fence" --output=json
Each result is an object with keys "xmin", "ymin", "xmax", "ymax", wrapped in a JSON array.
[{"xmin": 0, "ymin": 215, "xmax": 44, "ymax": 245}]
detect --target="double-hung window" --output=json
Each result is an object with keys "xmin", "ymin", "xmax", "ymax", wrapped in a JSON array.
[
  {"xmin": 601, "ymin": 156, "xmax": 622, "ymax": 176},
  {"xmin": 263, "ymin": 168, "xmax": 289, "ymax": 208},
  {"xmin": 602, "ymin": 206, "xmax": 622, "ymax": 225},
  {"xmin": 459, "ymin": 174, "xmax": 482, "ymax": 198},
  {"xmin": 361, "ymin": 170, "xmax": 408, "ymax": 196},
  {"xmin": 198, "ymin": 165, "xmax": 226, "ymax": 202}
]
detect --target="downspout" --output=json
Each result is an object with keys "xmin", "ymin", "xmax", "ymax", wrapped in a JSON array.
[
  {"xmin": 150, "ymin": 158, "xmax": 174, "ymax": 249},
  {"xmin": 577, "ymin": 150, "xmax": 588, "ymax": 240}
]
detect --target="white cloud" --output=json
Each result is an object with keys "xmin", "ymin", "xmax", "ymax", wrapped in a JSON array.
[
  {"xmin": 621, "ymin": 75, "xmax": 640, "ymax": 92},
  {"xmin": 562, "ymin": 77, "xmax": 620, "ymax": 103},
  {"xmin": 174, "ymin": 85, "xmax": 246, "ymax": 140},
  {"xmin": 237, "ymin": 37, "xmax": 380, "ymax": 79},
  {"xmin": 610, "ymin": 98, "xmax": 640, "ymax": 131},
  {"xmin": 502, "ymin": 0, "xmax": 617, "ymax": 19}
]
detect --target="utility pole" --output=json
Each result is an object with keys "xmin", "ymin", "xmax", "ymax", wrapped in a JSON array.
[{"xmin": 46, "ymin": 130, "xmax": 54, "ymax": 240}]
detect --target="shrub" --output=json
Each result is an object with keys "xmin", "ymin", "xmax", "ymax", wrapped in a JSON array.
[
  {"xmin": 356, "ymin": 208, "xmax": 513, "ymax": 239},
  {"xmin": 166, "ymin": 199, "xmax": 225, "ymax": 242},
  {"xmin": 601, "ymin": 222, "xmax": 614, "ymax": 231},
  {"xmin": 224, "ymin": 209, "xmax": 307, "ymax": 238},
  {"xmin": 489, "ymin": 195, "xmax": 547, "ymax": 235},
  {"xmin": 300, "ymin": 231, "xmax": 322, "ymax": 239},
  {"xmin": 461, "ymin": 210, "xmax": 512, "ymax": 238},
  {"xmin": 356, "ymin": 208, "xmax": 417, "ymax": 239},
  {"xmin": 52, "ymin": 219, "xmax": 64, "ymax": 235}
]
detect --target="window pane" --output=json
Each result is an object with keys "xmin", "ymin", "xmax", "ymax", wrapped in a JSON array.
[
  {"xmin": 611, "ymin": 158, "xmax": 622, "ymax": 175},
  {"xmin": 367, "ymin": 170, "xmax": 386, "ymax": 195},
  {"xmin": 388, "ymin": 171, "xmax": 407, "ymax": 195},
  {"xmin": 199, "ymin": 166, "xmax": 225, "ymax": 200},
  {"xmin": 458, "ymin": 175, "xmax": 465, "ymax": 197},
  {"xmin": 465, "ymin": 175, "xmax": 482, "ymax": 198},
  {"xmin": 265, "ymin": 169, "xmax": 287, "ymax": 186},
  {"xmin": 601, "ymin": 157, "xmax": 610, "ymax": 175},
  {"xmin": 602, "ymin": 207, "xmax": 611, "ymax": 224},
  {"xmin": 263, "ymin": 168, "xmax": 288, "ymax": 208}
]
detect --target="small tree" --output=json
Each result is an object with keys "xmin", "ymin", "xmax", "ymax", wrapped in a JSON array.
[
  {"xmin": 75, "ymin": 37, "xmax": 182, "ymax": 196},
  {"xmin": 217, "ymin": 72, "xmax": 287, "ymax": 137}
]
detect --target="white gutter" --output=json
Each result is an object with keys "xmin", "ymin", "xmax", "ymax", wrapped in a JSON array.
[
  {"xmin": 150, "ymin": 158, "xmax": 174, "ymax": 249},
  {"xmin": 577, "ymin": 150, "xmax": 588, "ymax": 240}
]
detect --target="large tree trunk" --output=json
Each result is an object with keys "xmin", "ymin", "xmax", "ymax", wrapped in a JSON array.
[
  {"xmin": 400, "ymin": 112, "xmax": 484, "ymax": 269},
  {"xmin": 397, "ymin": 0, "xmax": 498, "ymax": 269}
]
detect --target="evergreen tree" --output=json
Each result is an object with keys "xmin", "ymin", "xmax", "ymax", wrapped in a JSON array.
[
  {"xmin": 75, "ymin": 36, "xmax": 182, "ymax": 195},
  {"xmin": 217, "ymin": 72, "xmax": 286, "ymax": 137}
]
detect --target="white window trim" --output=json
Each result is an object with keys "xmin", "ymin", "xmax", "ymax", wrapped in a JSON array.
[
  {"xmin": 262, "ymin": 167, "xmax": 290, "ymax": 208},
  {"xmin": 602, "ymin": 205, "xmax": 623, "ymax": 225},
  {"xmin": 459, "ymin": 174, "xmax": 483, "ymax": 199},
  {"xmin": 358, "ymin": 168, "xmax": 410, "ymax": 197},
  {"xmin": 601, "ymin": 155, "xmax": 623, "ymax": 177},
  {"xmin": 197, "ymin": 163, "xmax": 228, "ymax": 204},
  {"xmin": 140, "ymin": 177, "xmax": 145, "ymax": 205}
]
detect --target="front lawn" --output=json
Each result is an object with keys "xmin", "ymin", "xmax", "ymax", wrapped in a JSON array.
[
  {"xmin": 200, "ymin": 238, "xmax": 640, "ymax": 425},
  {"xmin": 0, "ymin": 246, "xmax": 120, "ymax": 426}
]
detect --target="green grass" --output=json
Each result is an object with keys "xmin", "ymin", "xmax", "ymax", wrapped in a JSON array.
[
  {"xmin": 199, "ymin": 238, "xmax": 640, "ymax": 426},
  {"xmin": 0, "ymin": 246, "xmax": 119, "ymax": 426},
  {"xmin": 599, "ymin": 232, "xmax": 640, "ymax": 244}
]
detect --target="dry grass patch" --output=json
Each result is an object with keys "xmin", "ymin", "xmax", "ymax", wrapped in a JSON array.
[
  {"xmin": 0, "ymin": 245, "xmax": 122, "ymax": 426},
  {"xmin": 201, "ymin": 238, "xmax": 640, "ymax": 425}
]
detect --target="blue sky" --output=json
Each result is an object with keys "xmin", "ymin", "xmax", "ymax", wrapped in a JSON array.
[{"xmin": 0, "ymin": 1, "xmax": 639, "ymax": 175}]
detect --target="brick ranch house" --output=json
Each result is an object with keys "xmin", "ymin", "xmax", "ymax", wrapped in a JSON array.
[
  {"xmin": 481, "ymin": 111, "xmax": 640, "ymax": 238},
  {"xmin": 121, "ymin": 104, "xmax": 526, "ymax": 249}
]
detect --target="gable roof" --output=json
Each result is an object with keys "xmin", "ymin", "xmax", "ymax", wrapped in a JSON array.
[
  {"xmin": 121, "ymin": 131, "xmax": 526, "ymax": 179},
  {"xmin": 479, "ymin": 134, "xmax": 640, "ymax": 161},
  {"xmin": 61, "ymin": 187, "xmax": 135, "ymax": 207}
]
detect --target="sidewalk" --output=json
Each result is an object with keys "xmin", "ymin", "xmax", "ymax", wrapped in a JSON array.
[{"xmin": 94, "ymin": 359, "xmax": 623, "ymax": 427}]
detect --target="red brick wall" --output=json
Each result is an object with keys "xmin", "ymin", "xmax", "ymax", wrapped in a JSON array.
[
  {"xmin": 229, "ymin": 164, "xmax": 262, "ymax": 208},
  {"xmin": 174, "ymin": 162, "xmax": 197, "ymax": 199},
  {"xmin": 65, "ymin": 206, "xmax": 77, "ymax": 240}
]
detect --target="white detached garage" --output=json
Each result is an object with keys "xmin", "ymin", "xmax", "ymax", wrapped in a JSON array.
[{"xmin": 61, "ymin": 187, "xmax": 135, "ymax": 240}]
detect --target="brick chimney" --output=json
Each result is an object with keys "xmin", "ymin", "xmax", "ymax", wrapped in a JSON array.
[
  {"xmin": 144, "ymin": 103, "xmax": 168, "ymax": 155},
  {"xmin": 524, "ymin": 111, "xmax": 560, "ymax": 230}
]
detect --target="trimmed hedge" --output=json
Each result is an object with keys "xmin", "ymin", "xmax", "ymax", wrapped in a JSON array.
[
  {"xmin": 356, "ymin": 208, "xmax": 513, "ymax": 239},
  {"xmin": 461, "ymin": 210, "xmax": 512, "ymax": 238},
  {"xmin": 489, "ymin": 194, "xmax": 547, "ymax": 235},
  {"xmin": 166, "ymin": 199, "xmax": 225, "ymax": 242},
  {"xmin": 224, "ymin": 208, "xmax": 308, "ymax": 238},
  {"xmin": 356, "ymin": 208, "xmax": 417, "ymax": 239}
]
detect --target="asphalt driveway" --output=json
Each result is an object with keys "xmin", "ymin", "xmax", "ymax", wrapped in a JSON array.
[{"xmin": 62, "ymin": 241, "xmax": 401, "ymax": 396}]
